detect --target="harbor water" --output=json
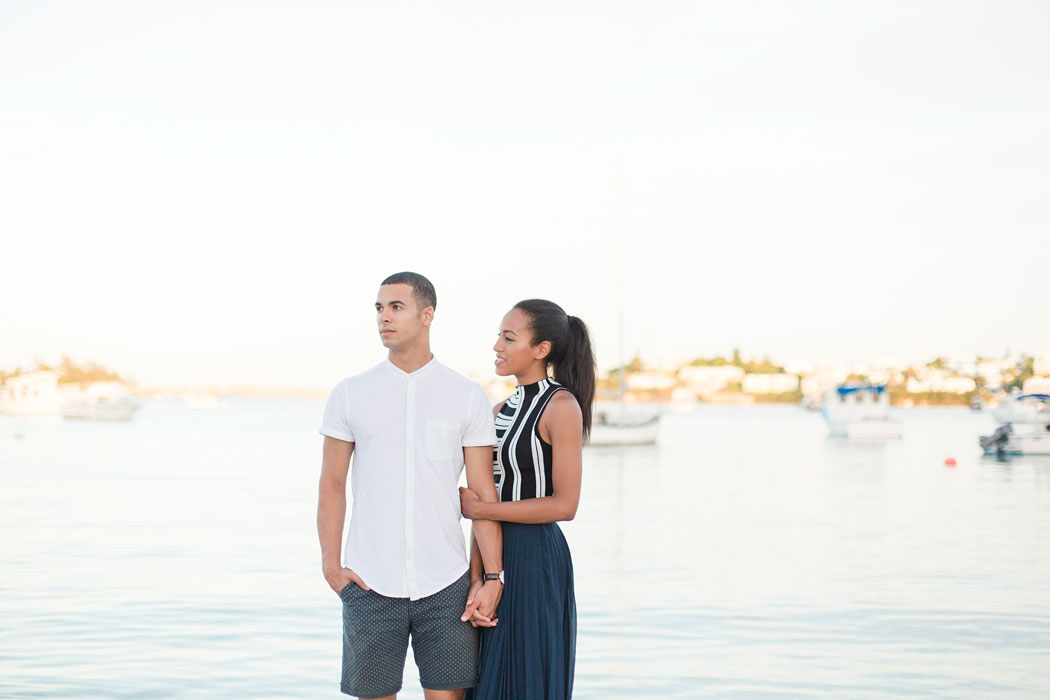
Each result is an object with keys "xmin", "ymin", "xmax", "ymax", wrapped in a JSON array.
[{"xmin": 2, "ymin": 400, "xmax": 1049, "ymax": 698}]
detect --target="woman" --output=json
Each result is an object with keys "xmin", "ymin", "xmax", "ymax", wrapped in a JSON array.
[{"xmin": 461, "ymin": 299, "xmax": 594, "ymax": 700}]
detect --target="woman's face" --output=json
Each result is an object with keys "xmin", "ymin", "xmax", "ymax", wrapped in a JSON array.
[{"xmin": 493, "ymin": 308, "xmax": 542, "ymax": 377}]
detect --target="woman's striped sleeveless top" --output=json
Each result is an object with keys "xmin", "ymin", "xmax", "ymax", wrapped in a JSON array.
[{"xmin": 493, "ymin": 378, "xmax": 567, "ymax": 502}]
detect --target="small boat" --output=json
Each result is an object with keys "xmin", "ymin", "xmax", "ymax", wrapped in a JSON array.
[
  {"xmin": 989, "ymin": 393, "xmax": 1050, "ymax": 424},
  {"xmin": 821, "ymin": 383, "xmax": 902, "ymax": 439},
  {"xmin": 588, "ymin": 402, "xmax": 660, "ymax": 446},
  {"xmin": 980, "ymin": 394, "xmax": 1050, "ymax": 456},
  {"xmin": 62, "ymin": 397, "xmax": 140, "ymax": 421},
  {"xmin": 60, "ymin": 380, "xmax": 140, "ymax": 421},
  {"xmin": 980, "ymin": 423, "xmax": 1050, "ymax": 456}
]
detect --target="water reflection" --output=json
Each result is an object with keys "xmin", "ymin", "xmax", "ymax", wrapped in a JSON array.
[{"xmin": 2, "ymin": 403, "xmax": 1049, "ymax": 698}]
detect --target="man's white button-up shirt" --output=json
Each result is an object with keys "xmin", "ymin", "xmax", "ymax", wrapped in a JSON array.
[{"xmin": 320, "ymin": 357, "xmax": 496, "ymax": 600}]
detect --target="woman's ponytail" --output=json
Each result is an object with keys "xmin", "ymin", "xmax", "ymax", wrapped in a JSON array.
[
  {"xmin": 558, "ymin": 315, "xmax": 595, "ymax": 440},
  {"xmin": 513, "ymin": 300, "xmax": 596, "ymax": 441}
]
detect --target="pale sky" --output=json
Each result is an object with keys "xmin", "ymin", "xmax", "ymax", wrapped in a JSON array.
[{"xmin": 2, "ymin": 1, "xmax": 1048, "ymax": 388}]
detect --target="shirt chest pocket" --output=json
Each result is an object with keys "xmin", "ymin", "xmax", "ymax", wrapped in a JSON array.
[{"xmin": 425, "ymin": 421, "xmax": 459, "ymax": 462}]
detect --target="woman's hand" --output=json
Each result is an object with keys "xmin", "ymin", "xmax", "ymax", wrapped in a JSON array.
[
  {"xmin": 459, "ymin": 486, "xmax": 482, "ymax": 519},
  {"xmin": 460, "ymin": 578, "xmax": 499, "ymax": 628}
]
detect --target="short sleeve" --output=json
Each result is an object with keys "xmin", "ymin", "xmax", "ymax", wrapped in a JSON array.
[
  {"xmin": 319, "ymin": 380, "xmax": 355, "ymax": 443},
  {"xmin": 462, "ymin": 383, "xmax": 497, "ymax": 447}
]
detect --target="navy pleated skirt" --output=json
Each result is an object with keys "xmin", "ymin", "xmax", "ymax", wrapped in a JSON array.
[{"xmin": 467, "ymin": 521, "xmax": 576, "ymax": 700}]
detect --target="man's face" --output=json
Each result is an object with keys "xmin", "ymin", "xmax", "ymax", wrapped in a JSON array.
[{"xmin": 376, "ymin": 283, "xmax": 431, "ymax": 350}]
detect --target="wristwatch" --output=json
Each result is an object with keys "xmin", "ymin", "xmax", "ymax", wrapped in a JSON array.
[{"xmin": 483, "ymin": 571, "xmax": 504, "ymax": 584}]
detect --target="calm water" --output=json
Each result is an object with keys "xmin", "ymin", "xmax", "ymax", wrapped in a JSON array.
[{"xmin": 2, "ymin": 400, "xmax": 1049, "ymax": 699}]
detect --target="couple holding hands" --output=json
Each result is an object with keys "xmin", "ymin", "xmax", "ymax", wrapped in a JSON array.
[{"xmin": 317, "ymin": 272, "xmax": 594, "ymax": 700}]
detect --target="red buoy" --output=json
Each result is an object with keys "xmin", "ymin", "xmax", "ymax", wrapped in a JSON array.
[{"xmin": 945, "ymin": 457, "xmax": 957, "ymax": 467}]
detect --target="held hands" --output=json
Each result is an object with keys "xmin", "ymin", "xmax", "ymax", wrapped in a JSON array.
[
  {"xmin": 459, "ymin": 486, "xmax": 482, "ymax": 519},
  {"xmin": 460, "ymin": 578, "xmax": 502, "ymax": 628},
  {"xmin": 324, "ymin": 562, "xmax": 370, "ymax": 597}
]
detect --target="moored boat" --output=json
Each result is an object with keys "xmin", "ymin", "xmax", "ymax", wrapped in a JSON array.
[
  {"xmin": 980, "ymin": 394, "xmax": 1050, "ymax": 456},
  {"xmin": 588, "ymin": 402, "xmax": 660, "ymax": 446},
  {"xmin": 980, "ymin": 423, "xmax": 1050, "ymax": 456},
  {"xmin": 62, "ymin": 397, "xmax": 140, "ymax": 421},
  {"xmin": 821, "ymin": 383, "xmax": 902, "ymax": 439},
  {"xmin": 989, "ymin": 393, "xmax": 1050, "ymax": 424}
]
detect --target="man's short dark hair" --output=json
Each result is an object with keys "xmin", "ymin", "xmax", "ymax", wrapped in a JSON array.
[{"xmin": 381, "ymin": 271, "xmax": 437, "ymax": 311}]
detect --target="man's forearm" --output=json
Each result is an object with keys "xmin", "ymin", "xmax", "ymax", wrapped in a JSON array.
[
  {"xmin": 462, "ymin": 445, "xmax": 503, "ymax": 575},
  {"xmin": 317, "ymin": 483, "xmax": 346, "ymax": 569}
]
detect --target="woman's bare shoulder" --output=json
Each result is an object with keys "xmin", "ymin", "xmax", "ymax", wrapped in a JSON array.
[{"xmin": 545, "ymin": 390, "xmax": 582, "ymax": 419}]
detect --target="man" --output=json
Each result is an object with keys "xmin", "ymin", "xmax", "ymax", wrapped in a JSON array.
[{"xmin": 317, "ymin": 271, "xmax": 504, "ymax": 700}]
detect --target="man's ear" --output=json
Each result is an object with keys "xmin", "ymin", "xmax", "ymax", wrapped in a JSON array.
[
  {"xmin": 534, "ymin": 340, "xmax": 551, "ymax": 361},
  {"xmin": 421, "ymin": 306, "xmax": 435, "ymax": 326}
]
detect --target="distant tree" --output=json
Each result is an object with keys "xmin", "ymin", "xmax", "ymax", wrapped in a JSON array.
[
  {"xmin": 1003, "ymin": 355, "xmax": 1034, "ymax": 392},
  {"xmin": 689, "ymin": 355, "xmax": 728, "ymax": 367},
  {"xmin": 926, "ymin": 357, "xmax": 948, "ymax": 370},
  {"xmin": 693, "ymin": 348, "xmax": 783, "ymax": 373},
  {"xmin": 742, "ymin": 357, "xmax": 786, "ymax": 374},
  {"xmin": 55, "ymin": 356, "xmax": 124, "ymax": 385}
]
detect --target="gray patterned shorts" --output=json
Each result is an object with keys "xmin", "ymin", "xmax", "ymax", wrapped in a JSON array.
[{"xmin": 339, "ymin": 571, "xmax": 479, "ymax": 698}]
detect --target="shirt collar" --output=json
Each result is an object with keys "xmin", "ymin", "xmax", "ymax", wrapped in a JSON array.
[{"xmin": 384, "ymin": 355, "xmax": 438, "ymax": 378}]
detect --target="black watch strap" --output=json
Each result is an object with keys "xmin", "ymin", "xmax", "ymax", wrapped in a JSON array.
[{"xmin": 483, "ymin": 571, "xmax": 504, "ymax": 584}]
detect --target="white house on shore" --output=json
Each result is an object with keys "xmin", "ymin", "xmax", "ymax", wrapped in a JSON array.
[
  {"xmin": 626, "ymin": 370, "xmax": 676, "ymax": 391},
  {"xmin": 0, "ymin": 371, "xmax": 63, "ymax": 415},
  {"xmin": 677, "ymin": 365, "xmax": 745, "ymax": 395},
  {"xmin": 742, "ymin": 373, "xmax": 800, "ymax": 395},
  {"xmin": 1023, "ymin": 376, "xmax": 1050, "ymax": 394},
  {"xmin": 906, "ymin": 369, "xmax": 976, "ymax": 394}
]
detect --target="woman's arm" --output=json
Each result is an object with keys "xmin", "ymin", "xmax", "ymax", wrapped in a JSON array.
[{"xmin": 461, "ymin": 392, "xmax": 582, "ymax": 524}]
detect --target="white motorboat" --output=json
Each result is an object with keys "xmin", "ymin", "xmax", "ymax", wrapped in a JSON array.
[
  {"xmin": 588, "ymin": 402, "xmax": 661, "ymax": 446},
  {"xmin": 980, "ymin": 422, "xmax": 1050, "ymax": 456},
  {"xmin": 62, "ymin": 397, "xmax": 141, "ymax": 421},
  {"xmin": 821, "ymin": 384, "xmax": 902, "ymax": 439},
  {"xmin": 989, "ymin": 393, "xmax": 1050, "ymax": 424},
  {"xmin": 980, "ymin": 393, "xmax": 1050, "ymax": 456}
]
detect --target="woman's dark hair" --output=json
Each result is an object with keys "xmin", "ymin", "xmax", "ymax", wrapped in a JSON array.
[{"xmin": 513, "ymin": 299, "xmax": 596, "ymax": 441}]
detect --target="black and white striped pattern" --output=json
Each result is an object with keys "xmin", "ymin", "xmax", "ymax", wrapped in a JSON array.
[{"xmin": 493, "ymin": 379, "xmax": 566, "ymax": 502}]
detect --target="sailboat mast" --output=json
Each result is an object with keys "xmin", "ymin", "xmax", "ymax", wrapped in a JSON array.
[{"xmin": 616, "ymin": 161, "xmax": 626, "ymax": 398}]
